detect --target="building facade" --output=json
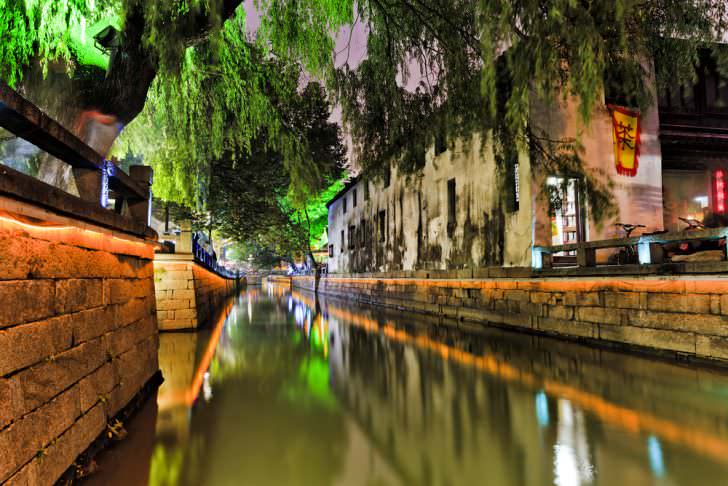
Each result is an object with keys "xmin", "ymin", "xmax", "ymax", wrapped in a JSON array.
[{"xmin": 327, "ymin": 58, "xmax": 728, "ymax": 275}]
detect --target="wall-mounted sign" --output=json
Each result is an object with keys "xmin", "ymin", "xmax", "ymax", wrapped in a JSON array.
[{"xmin": 609, "ymin": 105, "xmax": 641, "ymax": 177}]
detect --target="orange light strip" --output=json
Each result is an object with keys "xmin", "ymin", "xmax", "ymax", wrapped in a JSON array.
[
  {"xmin": 157, "ymin": 300, "xmax": 234, "ymax": 410},
  {"xmin": 0, "ymin": 209, "xmax": 153, "ymax": 257},
  {"xmin": 292, "ymin": 291, "xmax": 728, "ymax": 463}
]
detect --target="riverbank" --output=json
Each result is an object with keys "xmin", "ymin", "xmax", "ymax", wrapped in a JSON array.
[{"xmin": 282, "ymin": 273, "xmax": 728, "ymax": 365}]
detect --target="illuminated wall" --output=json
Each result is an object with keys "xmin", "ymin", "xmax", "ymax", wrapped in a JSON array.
[{"xmin": 0, "ymin": 199, "xmax": 159, "ymax": 484}]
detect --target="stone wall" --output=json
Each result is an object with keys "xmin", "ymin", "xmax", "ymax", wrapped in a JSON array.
[
  {"xmin": 154, "ymin": 255, "xmax": 240, "ymax": 330},
  {"xmin": 297, "ymin": 275, "xmax": 728, "ymax": 363},
  {"xmin": 0, "ymin": 201, "xmax": 159, "ymax": 484}
]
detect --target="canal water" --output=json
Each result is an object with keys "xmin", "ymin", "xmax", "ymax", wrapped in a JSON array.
[{"xmin": 87, "ymin": 284, "xmax": 728, "ymax": 486}]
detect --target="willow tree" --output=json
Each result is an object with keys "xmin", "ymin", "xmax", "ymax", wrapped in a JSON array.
[
  {"xmin": 254, "ymin": 0, "xmax": 728, "ymax": 217},
  {"xmin": 2, "ymin": 0, "xmax": 252, "ymax": 190},
  {"xmin": 202, "ymin": 82, "xmax": 346, "ymax": 268},
  {"xmin": 5, "ymin": 1, "xmax": 728, "ymax": 219}
]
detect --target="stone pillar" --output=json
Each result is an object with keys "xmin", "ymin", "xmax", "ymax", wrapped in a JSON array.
[
  {"xmin": 128, "ymin": 165, "xmax": 153, "ymax": 225},
  {"xmin": 72, "ymin": 167, "xmax": 102, "ymax": 204}
]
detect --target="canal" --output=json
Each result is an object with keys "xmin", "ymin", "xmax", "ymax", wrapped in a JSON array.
[{"xmin": 86, "ymin": 284, "xmax": 728, "ymax": 485}]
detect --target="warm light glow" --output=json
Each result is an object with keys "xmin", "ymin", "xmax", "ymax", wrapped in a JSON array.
[
  {"xmin": 158, "ymin": 300, "xmax": 233, "ymax": 410},
  {"xmin": 288, "ymin": 289, "xmax": 728, "ymax": 464},
  {"xmin": 715, "ymin": 170, "xmax": 726, "ymax": 214},
  {"xmin": 0, "ymin": 209, "xmax": 153, "ymax": 258}
]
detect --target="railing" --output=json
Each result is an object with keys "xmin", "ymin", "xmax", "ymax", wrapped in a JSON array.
[
  {"xmin": 192, "ymin": 238, "xmax": 240, "ymax": 279},
  {"xmin": 533, "ymin": 227, "xmax": 728, "ymax": 269},
  {"xmin": 0, "ymin": 82, "xmax": 151, "ymax": 225}
]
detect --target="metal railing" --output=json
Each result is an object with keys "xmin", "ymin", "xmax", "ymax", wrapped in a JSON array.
[
  {"xmin": 533, "ymin": 226, "xmax": 728, "ymax": 269},
  {"xmin": 192, "ymin": 238, "xmax": 240, "ymax": 279},
  {"xmin": 0, "ymin": 82, "xmax": 151, "ymax": 225}
]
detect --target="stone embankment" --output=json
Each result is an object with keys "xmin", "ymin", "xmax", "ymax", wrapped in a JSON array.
[
  {"xmin": 154, "ymin": 254, "xmax": 242, "ymax": 330},
  {"xmin": 291, "ymin": 274, "xmax": 728, "ymax": 364},
  {"xmin": 0, "ymin": 184, "xmax": 160, "ymax": 484}
]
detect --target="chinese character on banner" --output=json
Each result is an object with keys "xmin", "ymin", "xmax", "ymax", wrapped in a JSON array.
[{"xmin": 609, "ymin": 105, "xmax": 641, "ymax": 177}]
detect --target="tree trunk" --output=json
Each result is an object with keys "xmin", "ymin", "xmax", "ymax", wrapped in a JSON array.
[{"xmin": 21, "ymin": 1, "xmax": 245, "ymax": 194}]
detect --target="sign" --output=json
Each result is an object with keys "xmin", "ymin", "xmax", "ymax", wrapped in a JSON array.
[{"xmin": 609, "ymin": 105, "xmax": 641, "ymax": 177}]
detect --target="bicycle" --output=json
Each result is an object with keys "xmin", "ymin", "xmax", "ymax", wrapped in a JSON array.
[{"xmin": 608, "ymin": 222, "xmax": 646, "ymax": 265}]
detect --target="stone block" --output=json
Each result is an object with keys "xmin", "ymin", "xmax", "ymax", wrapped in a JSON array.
[
  {"xmin": 0, "ymin": 384, "xmax": 81, "ymax": 483},
  {"xmin": 530, "ymin": 292, "xmax": 552, "ymax": 304},
  {"xmin": 575, "ymin": 306, "xmax": 624, "ymax": 325},
  {"xmin": 603, "ymin": 291, "xmax": 642, "ymax": 310},
  {"xmin": 156, "ymin": 278, "xmax": 190, "ymax": 291},
  {"xmin": 174, "ymin": 308, "xmax": 197, "ymax": 320},
  {"xmin": 696, "ymin": 335, "xmax": 728, "ymax": 361},
  {"xmin": 720, "ymin": 295, "xmax": 728, "ymax": 316},
  {"xmin": 78, "ymin": 362, "xmax": 116, "ymax": 413},
  {"xmin": 565, "ymin": 292, "xmax": 602, "ymax": 307},
  {"xmin": 0, "ymin": 378, "xmax": 23, "ymax": 430},
  {"xmin": 71, "ymin": 307, "xmax": 114, "ymax": 345},
  {"xmin": 159, "ymin": 318, "xmax": 196, "ymax": 331},
  {"xmin": 172, "ymin": 289, "xmax": 195, "ymax": 300},
  {"xmin": 711, "ymin": 295, "xmax": 721, "ymax": 315},
  {"xmin": 0, "ymin": 280, "xmax": 55, "ymax": 329},
  {"xmin": 156, "ymin": 299, "xmax": 191, "ymax": 311},
  {"xmin": 599, "ymin": 324, "xmax": 695, "ymax": 353},
  {"xmin": 105, "ymin": 279, "xmax": 134, "ymax": 305},
  {"xmin": 0, "ymin": 233, "xmax": 32, "ymax": 280},
  {"xmin": 163, "ymin": 270, "xmax": 194, "ymax": 281},
  {"xmin": 538, "ymin": 317, "xmax": 595, "ymax": 339},
  {"xmin": 55, "ymin": 279, "xmax": 103, "ymax": 314},
  {"xmin": 0, "ymin": 318, "xmax": 73, "ymax": 376},
  {"xmin": 14, "ymin": 339, "xmax": 107, "ymax": 416},
  {"xmin": 503, "ymin": 289, "xmax": 530, "ymax": 302},
  {"xmin": 546, "ymin": 305, "xmax": 574, "ymax": 320},
  {"xmin": 629, "ymin": 310, "xmax": 728, "ymax": 336},
  {"xmin": 646, "ymin": 293, "xmax": 711, "ymax": 314},
  {"xmin": 5, "ymin": 460, "xmax": 38, "ymax": 486},
  {"xmin": 114, "ymin": 297, "xmax": 149, "ymax": 328},
  {"xmin": 31, "ymin": 403, "xmax": 105, "ymax": 486},
  {"xmin": 106, "ymin": 317, "xmax": 156, "ymax": 358}
]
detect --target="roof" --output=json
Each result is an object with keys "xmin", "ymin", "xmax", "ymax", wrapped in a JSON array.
[{"xmin": 325, "ymin": 175, "xmax": 361, "ymax": 209}]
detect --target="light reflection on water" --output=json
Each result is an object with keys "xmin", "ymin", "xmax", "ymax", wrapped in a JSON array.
[{"xmin": 87, "ymin": 284, "xmax": 728, "ymax": 486}]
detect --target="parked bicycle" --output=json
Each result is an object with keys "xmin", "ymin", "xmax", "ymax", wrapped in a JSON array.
[{"xmin": 608, "ymin": 222, "xmax": 645, "ymax": 265}]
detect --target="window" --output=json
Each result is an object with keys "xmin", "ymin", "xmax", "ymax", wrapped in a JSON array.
[
  {"xmin": 506, "ymin": 161, "xmax": 520, "ymax": 212},
  {"xmin": 447, "ymin": 178, "xmax": 456, "ymax": 236},
  {"xmin": 328, "ymin": 245, "xmax": 334, "ymax": 257},
  {"xmin": 435, "ymin": 132, "xmax": 447, "ymax": 156},
  {"xmin": 378, "ymin": 210, "xmax": 386, "ymax": 242},
  {"xmin": 364, "ymin": 182, "xmax": 370, "ymax": 201},
  {"xmin": 353, "ymin": 188, "xmax": 358, "ymax": 207},
  {"xmin": 343, "ymin": 196, "xmax": 347, "ymax": 214},
  {"xmin": 360, "ymin": 219, "xmax": 366, "ymax": 246},
  {"xmin": 340, "ymin": 230, "xmax": 344, "ymax": 253},
  {"xmin": 383, "ymin": 168, "xmax": 391, "ymax": 188},
  {"xmin": 348, "ymin": 225, "xmax": 356, "ymax": 249}
]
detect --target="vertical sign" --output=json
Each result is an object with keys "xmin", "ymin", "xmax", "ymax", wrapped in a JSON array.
[{"xmin": 609, "ymin": 105, "xmax": 641, "ymax": 177}]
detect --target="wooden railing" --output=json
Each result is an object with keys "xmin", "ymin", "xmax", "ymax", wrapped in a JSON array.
[
  {"xmin": 532, "ymin": 227, "xmax": 728, "ymax": 269},
  {"xmin": 0, "ymin": 82, "xmax": 152, "ymax": 225}
]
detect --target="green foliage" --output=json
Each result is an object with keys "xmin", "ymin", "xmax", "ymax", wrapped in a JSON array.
[{"xmin": 0, "ymin": 0, "xmax": 118, "ymax": 85}]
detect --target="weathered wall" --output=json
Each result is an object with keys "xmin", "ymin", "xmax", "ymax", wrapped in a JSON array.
[
  {"xmin": 328, "ymin": 77, "xmax": 666, "ymax": 274},
  {"xmin": 0, "ymin": 204, "xmax": 159, "ymax": 484},
  {"xmin": 530, "ymin": 90, "xmax": 664, "ymax": 247},
  {"xmin": 154, "ymin": 255, "xmax": 239, "ymax": 330},
  {"xmin": 301, "ymin": 275, "xmax": 728, "ymax": 363},
  {"xmin": 328, "ymin": 133, "xmax": 534, "ymax": 274}
]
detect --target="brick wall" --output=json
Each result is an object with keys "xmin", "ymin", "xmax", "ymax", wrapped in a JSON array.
[
  {"xmin": 154, "ymin": 256, "xmax": 239, "ymax": 330},
  {"xmin": 0, "ymin": 211, "xmax": 159, "ymax": 484},
  {"xmin": 297, "ymin": 275, "xmax": 728, "ymax": 363}
]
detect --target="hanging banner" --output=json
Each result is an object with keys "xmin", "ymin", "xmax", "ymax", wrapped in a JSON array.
[{"xmin": 608, "ymin": 105, "xmax": 641, "ymax": 177}]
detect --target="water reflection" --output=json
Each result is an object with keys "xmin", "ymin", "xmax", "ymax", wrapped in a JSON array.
[{"xmin": 88, "ymin": 285, "xmax": 728, "ymax": 486}]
